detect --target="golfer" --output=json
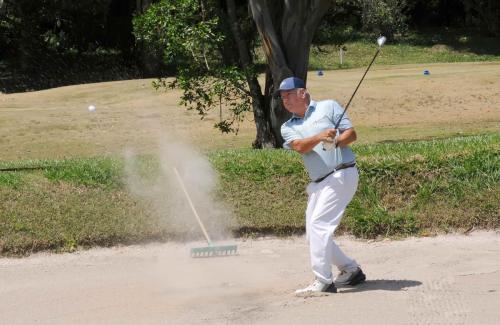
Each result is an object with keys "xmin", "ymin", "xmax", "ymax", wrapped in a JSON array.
[{"xmin": 277, "ymin": 76, "xmax": 366, "ymax": 295}]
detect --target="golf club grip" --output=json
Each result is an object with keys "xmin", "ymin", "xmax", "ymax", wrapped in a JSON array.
[
  {"xmin": 334, "ymin": 48, "xmax": 381, "ymax": 130},
  {"xmin": 173, "ymin": 167, "xmax": 212, "ymax": 244}
]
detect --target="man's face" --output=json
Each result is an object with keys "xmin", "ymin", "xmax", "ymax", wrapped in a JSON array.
[{"xmin": 280, "ymin": 88, "xmax": 307, "ymax": 116}]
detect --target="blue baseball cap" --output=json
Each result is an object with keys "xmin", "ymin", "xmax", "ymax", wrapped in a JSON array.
[{"xmin": 274, "ymin": 77, "xmax": 305, "ymax": 97}]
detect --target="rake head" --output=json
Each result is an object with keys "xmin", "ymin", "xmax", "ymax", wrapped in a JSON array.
[{"xmin": 190, "ymin": 244, "xmax": 238, "ymax": 258}]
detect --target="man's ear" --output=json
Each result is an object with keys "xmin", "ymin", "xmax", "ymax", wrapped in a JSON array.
[{"xmin": 298, "ymin": 88, "xmax": 307, "ymax": 98}]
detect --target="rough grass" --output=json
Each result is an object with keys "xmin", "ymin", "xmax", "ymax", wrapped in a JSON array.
[
  {"xmin": 0, "ymin": 158, "xmax": 177, "ymax": 256},
  {"xmin": 0, "ymin": 134, "xmax": 498, "ymax": 256},
  {"xmin": 212, "ymin": 134, "xmax": 499, "ymax": 237}
]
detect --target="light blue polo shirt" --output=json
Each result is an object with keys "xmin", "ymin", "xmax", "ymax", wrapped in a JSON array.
[{"xmin": 281, "ymin": 100, "xmax": 356, "ymax": 181}]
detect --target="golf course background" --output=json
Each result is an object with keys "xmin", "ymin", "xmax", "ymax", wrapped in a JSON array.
[{"xmin": 1, "ymin": 28, "xmax": 500, "ymax": 255}]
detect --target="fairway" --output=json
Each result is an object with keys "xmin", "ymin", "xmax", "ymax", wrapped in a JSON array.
[{"xmin": 1, "ymin": 61, "xmax": 499, "ymax": 161}]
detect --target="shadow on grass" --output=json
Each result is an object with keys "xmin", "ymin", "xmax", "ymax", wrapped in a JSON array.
[
  {"xmin": 339, "ymin": 279, "xmax": 422, "ymax": 293},
  {"xmin": 0, "ymin": 51, "xmax": 160, "ymax": 94},
  {"xmin": 233, "ymin": 226, "xmax": 305, "ymax": 237}
]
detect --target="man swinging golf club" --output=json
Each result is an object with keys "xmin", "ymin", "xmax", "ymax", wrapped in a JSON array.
[
  {"xmin": 278, "ymin": 76, "xmax": 366, "ymax": 295},
  {"xmin": 278, "ymin": 36, "xmax": 385, "ymax": 296}
]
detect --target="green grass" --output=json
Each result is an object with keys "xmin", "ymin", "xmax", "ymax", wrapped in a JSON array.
[
  {"xmin": 0, "ymin": 134, "xmax": 498, "ymax": 255},
  {"xmin": 308, "ymin": 40, "xmax": 500, "ymax": 71},
  {"xmin": 297, "ymin": 29, "xmax": 500, "ymax": 70},
  {"xmin": 0, "ymin": 157, "xmax": 175, "ymax": 256},
  {"xmin": 42, "ymin": 158, "xmax": 124, "ymax": 188},
  {"xmin": 212, "ymin": 134, "xmax": 499, "ymax": 238}
]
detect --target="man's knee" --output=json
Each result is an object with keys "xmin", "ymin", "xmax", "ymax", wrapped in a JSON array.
[{"xmin": 310, "ymin": 219, "xmax": 338, "ymax": 237}]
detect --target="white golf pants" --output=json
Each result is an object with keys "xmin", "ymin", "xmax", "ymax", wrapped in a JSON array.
[{"xmin": 305, "ymin": 167, "xmax": 359, "ymax": 284}]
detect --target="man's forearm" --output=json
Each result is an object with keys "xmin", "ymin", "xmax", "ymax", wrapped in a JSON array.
[
  {"xmin": 290, "ymin": 134, "xmax": 323, "ymax": 154},
  {"xmin": 336, "ymin": 128, "xmax": 357, "ymax": 148},
  {"xmin": 290, "ymin": 128, "xmax": 357, "ymax": 153}
]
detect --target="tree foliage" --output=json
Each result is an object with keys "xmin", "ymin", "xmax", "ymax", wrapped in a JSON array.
[
  {"xmin": 133, "ymin": 0, "xmax": 256, "ymax": 134},
  {"xmin": 0, "ymin": 0, "xmax": 142, "ymax": 92},
  {"xmin": 463, "ymin": 0, "xmax": 500, "ymax": 36},
  {"xmin": 134, "ymin": 0, "xmax": 333, "ymax": 147},
  {"xmin": 0, "ymin": 0, "xmax": 112, "ymax": 59},
  {"xmin": 359, "ymin": 0, "xmax": 410, "ymax": 39}
]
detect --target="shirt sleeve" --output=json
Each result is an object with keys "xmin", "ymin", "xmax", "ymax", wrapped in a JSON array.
[
  {"xmin": 332, "ymin": 101, "xmax": 353, "ymax": 131},
  {"xmin": 281, "ymin": 122, "xmax": 302, "ymax": 150}
]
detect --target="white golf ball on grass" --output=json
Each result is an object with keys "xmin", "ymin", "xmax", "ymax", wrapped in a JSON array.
[{"xmin": 88, "ymin": 105, "xmax": 96, "ymax": 112}]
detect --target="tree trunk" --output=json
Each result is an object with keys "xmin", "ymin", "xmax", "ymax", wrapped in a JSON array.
[
  {"xmin": 226, "ymin": 0, "xmax": 275, "ymax": 148},
  {"xmin": 133, "ymin": 0, "xmax": 162, "ymax": 76},
  {"xmin": 281, "ymin": 0, "xmax": 331, "ymax": 83},
  {"xmin": 249, "ymin": 0, "xmax": 331, "ymax": 147},
  {"xmin": 136, "ymin": 0, "xmax": 152, "ymax": 13}
]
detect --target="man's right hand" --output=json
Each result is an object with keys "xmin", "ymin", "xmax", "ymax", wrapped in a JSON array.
[
  {"xmin": 318, "ymin": 128, "xmax": 337, "ymax": 142},
  {"xmin": 290, "ymin": 128, "xmax": 337, "ymax": 154}
]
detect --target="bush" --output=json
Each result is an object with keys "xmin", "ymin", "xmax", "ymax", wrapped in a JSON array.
[
  {"xmin": 463, "ymin": 0, "xmax": 500, "ymax": 36},
  {"xmin": 359, "ymin": 0, "xmax": 410, "ymax": 39}
]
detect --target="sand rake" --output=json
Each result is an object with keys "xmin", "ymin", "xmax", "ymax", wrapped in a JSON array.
[{"xmin": 173, "ymin": 168, "xmax": 238, "ymax": 258}]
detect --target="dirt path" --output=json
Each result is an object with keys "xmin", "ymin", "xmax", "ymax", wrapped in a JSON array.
[{"xmin": 1, "ymin": 231, "xmax": 499, "ymax": 324}]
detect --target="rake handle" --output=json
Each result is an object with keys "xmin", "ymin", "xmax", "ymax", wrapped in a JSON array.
[{"xmin": 173, "ymin": 167, "xmax": 212, "ymax": 245}]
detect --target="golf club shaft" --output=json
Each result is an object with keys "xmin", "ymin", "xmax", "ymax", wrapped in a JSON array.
[
  {"xmin": 173, "ymin": 167, "xmax": 213, "ymax": 245},
  {"xmin": 334, "ymin": 48, "xmax": 381, "ymax": 129}
]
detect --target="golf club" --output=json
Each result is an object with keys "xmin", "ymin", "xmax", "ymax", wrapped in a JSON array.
[
  {"xmin": 323, "ymin": 36, "xmax": 386, "ymax": 151},
  {"xmin": 334, "ymin": 35, "xmax": 386, "ymax": 129}
]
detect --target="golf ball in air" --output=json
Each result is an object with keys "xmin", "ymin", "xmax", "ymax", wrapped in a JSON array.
[{"xmin": 88, "ymin": 105, "xmax": 96, "ymax": 112}]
